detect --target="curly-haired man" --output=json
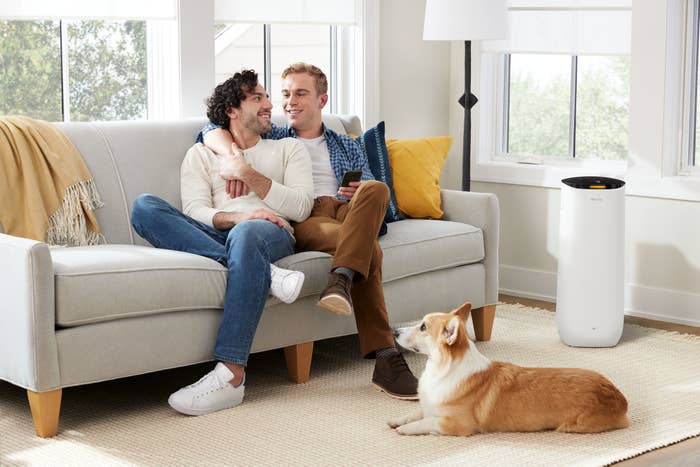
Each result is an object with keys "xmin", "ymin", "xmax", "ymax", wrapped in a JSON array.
[
  {"xmin": 198, "ymin": 63, "xmax": 419, "ymax": 400},
  {"xmin": 130, "ymin": 70, "xmax": 314, "ymax": 415}
]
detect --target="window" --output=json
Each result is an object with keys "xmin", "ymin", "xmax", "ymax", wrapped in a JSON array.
[
  {"xmin": 0, "ymin": 19, "xmax": 148, "ymax": 122},
  {"xmin": 215, "ymin": 23, "xmax": 334, "ymax": 114},
  {"xmin": 481, "ymin": 1, "xmax": 632, "ymax": 170},
  {"xmin": 0, "ymin": 20, "xmax": 62, "ymax": 121},
  {"xmin": 214, "ymin": 23, "xmax": 352, "ymax": 115},
  {"xmin": 503, "ymin": 53, "xmax": 630, "ymax": 161},
  {"xmin": 506, "ymin": 54, "xmax": 570, "ymax": 158},
  {"xmin": 270, "ymin": 24, "xmax": 332, "ymax": 113},
  {"xmin": 575, "ymin": 56, "xmax": 630, "ymax": 160},
  {"xmin": 213, "ymin": 0, "xmax": 362, "ymax": 118},
  {"xmin": 215, "ymin": 24, "xmax": 265, "ymax": 87}
]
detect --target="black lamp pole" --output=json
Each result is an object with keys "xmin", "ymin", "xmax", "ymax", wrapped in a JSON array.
[{"xmin": 459, "ymin": 40, "xmax": 479, "ymax": 192}]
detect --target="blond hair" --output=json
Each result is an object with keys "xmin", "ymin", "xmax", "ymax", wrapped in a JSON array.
[{"xmin": 281, "ymin": 62, "xmax": 328, "ymax": 95}]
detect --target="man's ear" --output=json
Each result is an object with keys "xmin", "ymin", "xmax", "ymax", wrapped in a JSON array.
[
  {"xmin": 451, "ymin": 302, "xmax": 472, "ymax": 322},
  {"xmin": 226, "ymin": 107, "xmax": 238, "ymax": 121},
  {"xmin": 318, "ymin": 93, "xmax": 329, "ymax": 109},
  {"xmin": 444, "ymin": 316, "xmax": 461, "ymax": 346}
]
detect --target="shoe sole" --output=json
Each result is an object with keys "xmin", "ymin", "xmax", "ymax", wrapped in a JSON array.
[
  {"xmin": 372, "ymin": 382, "xmax": 419, "ymax": 401},
  {"xmin": 279, "ymin": 272, "xmax": 305, "ymax": 304},
  {"xmin": 317, "ymin": 294, "xmax": 353, "ymax": 316},
  {"xmin": 168, "ymin": 396, "xmax": 243, "ymax": 416}
]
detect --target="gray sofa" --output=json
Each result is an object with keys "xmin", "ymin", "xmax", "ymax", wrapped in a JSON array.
[{"xmin": 0, "ymin": 115, "xmax": 499, "ymax": 437}]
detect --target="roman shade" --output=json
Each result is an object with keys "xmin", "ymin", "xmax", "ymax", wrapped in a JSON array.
[
  {"xmin": 482, "ymin": 0, "xmax": 631, "ymax": 55},
  {"xmin": 215, "ymin": 0, "xmax": 359, "ymax": 25}
]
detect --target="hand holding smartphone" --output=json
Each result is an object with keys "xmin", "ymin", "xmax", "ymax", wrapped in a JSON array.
[{"xmin": 340, "ymin": 170, "xmax": 363, "ymax": 187}]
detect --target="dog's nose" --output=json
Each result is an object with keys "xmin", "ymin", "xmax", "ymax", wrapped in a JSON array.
[{"xmin": 392, "ymin": 329, "xmax": 400, "ymax": 338}]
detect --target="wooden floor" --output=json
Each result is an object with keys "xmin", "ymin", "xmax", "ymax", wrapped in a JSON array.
[{"xmin": 499, "ymin": 294, "xmax": 700, "ymax": 466}]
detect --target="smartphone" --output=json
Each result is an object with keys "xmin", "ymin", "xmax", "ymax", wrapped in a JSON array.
[{"xmin": 340, "ymin": 170, "xmax": 363, "ymax": 187}]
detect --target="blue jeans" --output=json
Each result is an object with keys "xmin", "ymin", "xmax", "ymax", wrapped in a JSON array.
[{"xmin": 131, "ymin": 194, "xmax": 295, "ymax": 366}]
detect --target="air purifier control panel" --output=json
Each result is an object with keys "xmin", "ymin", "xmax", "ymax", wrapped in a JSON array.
[{"xmin": 562, "ymin": 176, "xmax": 625, "ymax": 190}]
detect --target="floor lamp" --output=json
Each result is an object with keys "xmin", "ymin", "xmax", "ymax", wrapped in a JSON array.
[{"xmin": 423, "ymin": 0, "xmax": 508, "ymax": 191}]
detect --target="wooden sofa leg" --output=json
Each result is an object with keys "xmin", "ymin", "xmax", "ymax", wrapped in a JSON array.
[
  {"xmin": 27, "ymin": 388, "xmax": 62, "ymax": 438},
  {"xmin": 472, "ymin": 305, "xmax": 497, "ymax": 341},
  {"xmin": 284, "ymin": 341, "xmax": 314, "ymax": 384}
]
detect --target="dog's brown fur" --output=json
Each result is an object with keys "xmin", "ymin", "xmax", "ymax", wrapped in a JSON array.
[{"xmin": 389, "ymin": 302, "xmax": 629, "ymax": 436}]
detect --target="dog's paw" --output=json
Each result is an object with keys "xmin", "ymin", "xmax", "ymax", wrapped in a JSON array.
[
  {"xmin": 396, "ymin": 424, "xmax": 423, "ymax": 436},
  {"xmin": 388, "ymin": 415, "xmax": 414, "ymax": 428}
]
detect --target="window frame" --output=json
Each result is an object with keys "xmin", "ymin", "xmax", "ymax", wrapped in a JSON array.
[
  {"xmin": 681, "ymin": 0, "xmax": 700, "ymax": 175},
  {"xmin": 473, "ymin": 49, "xmax": 627, "ymax": 189}
]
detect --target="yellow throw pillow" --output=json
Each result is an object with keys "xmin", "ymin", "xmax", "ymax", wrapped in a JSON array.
[{"xmin": 385, "ymin": 136, "xmax": 452, "ymax": 219}]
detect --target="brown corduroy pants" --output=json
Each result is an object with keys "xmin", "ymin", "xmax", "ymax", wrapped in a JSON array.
[{"xmin": 292, "ymin": 180, "xmax": 395, "ymax": 358}]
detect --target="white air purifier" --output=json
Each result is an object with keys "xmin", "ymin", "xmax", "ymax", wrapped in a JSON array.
[{"xmin": 556, "ymin": 176, "xmax": 625, "ymax": 347}]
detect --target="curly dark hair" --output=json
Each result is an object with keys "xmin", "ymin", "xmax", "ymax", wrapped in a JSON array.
[{"xmin": 206, "ymin": 69, "xmax": 259, "ymax": 129}]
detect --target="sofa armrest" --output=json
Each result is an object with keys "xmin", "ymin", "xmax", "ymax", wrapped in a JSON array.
[
  {"xmin": 0, "ymin": 234, "xmax": 60, "ymax": 391},
  {"xmin": 440, "ymin": 189, "xmax": 500, "ymax": 305}
]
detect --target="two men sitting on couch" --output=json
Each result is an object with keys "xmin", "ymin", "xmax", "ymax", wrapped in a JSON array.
[{"xmin": 132, "ymin": 63, "xmax": 418, "ymax": 416}]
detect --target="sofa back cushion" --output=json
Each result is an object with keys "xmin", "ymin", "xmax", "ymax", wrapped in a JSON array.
[{"xmin": 55, "ymin": 115, "xmax": 361, "ymax": 245}]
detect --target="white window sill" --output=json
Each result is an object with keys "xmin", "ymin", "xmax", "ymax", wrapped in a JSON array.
[
  {"xmin": 473, "ymin": 158, "xmax": 700, "ymax": 202},
  {"xmin": 472, "ymin": 158, "xmax": 627, "ymax": 189}
]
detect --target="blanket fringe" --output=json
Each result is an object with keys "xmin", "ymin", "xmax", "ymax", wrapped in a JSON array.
[{"xmin": 46, "ymin": 179, "xmax": 105, "ymax": 247}]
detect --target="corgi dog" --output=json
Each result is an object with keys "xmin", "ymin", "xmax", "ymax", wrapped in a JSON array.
[{"xmin": 389, "ymin": 302, "xmax": 628, "ymax": 436}]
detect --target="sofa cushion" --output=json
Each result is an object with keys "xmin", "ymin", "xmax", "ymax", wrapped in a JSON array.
[
  {"xmin": 51, "ymin": 220, "xmax": 484, "ymax": 326},
  {"xmin": 379, "ymin": 219, "xmax": 484, "ymax": 283},
  {"xmin": 52, "ymin": 245, "xmax": 227, "ymax": 327},
  {"xmin": 277, "ymin": 219, "xmax": 484, "ymax": 292},
  {"xmin": 386, "ymin": 136, "xmax": 452, "ymax": 219},
  {"xmin": 356, "ymin": 121, "xmax": 404, "ymax": 224}
]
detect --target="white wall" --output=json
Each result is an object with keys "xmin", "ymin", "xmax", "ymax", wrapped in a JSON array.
[
  {"xmin": 456, "ymin": 0, "xmax": 700, "ymax": 326},
  {"xmin": 378, "ymin": 0, "xmax": 451, "ymax": 140}
]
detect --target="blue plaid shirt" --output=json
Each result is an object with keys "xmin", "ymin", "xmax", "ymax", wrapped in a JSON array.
[{"xmin": 197, "ymin": 122, "xmax": 375, "ymax": 186}]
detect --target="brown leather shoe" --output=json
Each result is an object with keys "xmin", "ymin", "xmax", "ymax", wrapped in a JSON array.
[
  {"xmin": 372, "ymin": 352, "xmax": 419, "ymax": 400},
  {"xmin": 318, "ymin": 272, "xmax": 353, "ymax": 316}
]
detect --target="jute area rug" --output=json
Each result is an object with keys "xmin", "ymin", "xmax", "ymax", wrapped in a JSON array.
[{"xmin": 1, "ymin": 303, "xmax": 699, "ymax": 466}]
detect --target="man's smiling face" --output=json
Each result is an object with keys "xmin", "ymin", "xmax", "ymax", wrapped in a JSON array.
[
  {"xmin": 281, "ymin": 72, "xmax": 327, "ymax": 134},
  {"xmin": 237, "ymin": 83, "xmax": 273, "ymax": 134}
]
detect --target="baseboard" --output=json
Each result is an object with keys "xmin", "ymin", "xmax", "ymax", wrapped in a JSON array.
[
  {"xmin": 499, "ymin": 264, "xmax": 557, "ymax": 303},
  {"xmin": 500, "ymin": 264, "xmax": 700, "ymax": 327},
  {"xmin": 625, "ymin": 283, "xmax": 700, "ymax": 327}
]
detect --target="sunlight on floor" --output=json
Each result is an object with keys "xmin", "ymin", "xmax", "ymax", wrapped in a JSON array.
[{"xmin": 7, "ymin": 439, "xmax": 132, "ymax": 466}]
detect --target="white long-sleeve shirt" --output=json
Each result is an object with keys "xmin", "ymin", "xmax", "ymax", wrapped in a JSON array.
[{"xmin": 180, "ymin": 138, "xmax": 314, "ymax": 237}]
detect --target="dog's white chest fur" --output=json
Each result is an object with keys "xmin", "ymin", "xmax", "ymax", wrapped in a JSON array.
[{"xmin": 418, "ymin": 343, "xmax": 491, "ymax": 414}]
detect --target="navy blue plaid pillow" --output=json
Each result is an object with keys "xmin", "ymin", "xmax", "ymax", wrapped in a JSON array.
[{"xmin": 356, "ymin": 121, "xmax": 403, "ymax": 223}]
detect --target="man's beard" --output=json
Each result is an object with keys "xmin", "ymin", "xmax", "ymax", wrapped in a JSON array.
[{"xmin": 242, "ymin": 112, "xmax": 272, "ymax": 134}]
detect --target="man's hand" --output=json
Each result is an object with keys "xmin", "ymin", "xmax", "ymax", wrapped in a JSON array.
[
  {"xmin": 221, "ymin": 142, "xmax": 250, "ymax": 199},
  {"xmin": 338, "ymin": 181, "xmax": 361, "ymax": 200},
  {"xmin": 233, "ymin": 209, "xmax": 285, "ymax": 228},
  {"xmin": 213, "ymin": 208, "xmax": 285, "ymax": 230},
  {"xmin": 226, "ymin": 179, "xmax": 250, "ymax": 199}
]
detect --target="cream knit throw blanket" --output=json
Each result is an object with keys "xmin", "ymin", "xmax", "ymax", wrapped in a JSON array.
[{"xmin": 0, "ymin": 116, "xmax": 103, "ymax": 246}]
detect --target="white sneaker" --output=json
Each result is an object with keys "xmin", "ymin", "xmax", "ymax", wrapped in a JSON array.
[
  {"xmin": 270, "ymin": 263, "xmax": 305, "ymax": 304},
  {"xmin": 168, "ymin": 363, "xmax": 244, "ymax": 416}
]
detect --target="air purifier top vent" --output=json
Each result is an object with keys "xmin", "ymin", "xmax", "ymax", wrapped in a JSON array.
[{"xmin": 562, "ymin": 176, "xmax": 625, "ymax": 190}]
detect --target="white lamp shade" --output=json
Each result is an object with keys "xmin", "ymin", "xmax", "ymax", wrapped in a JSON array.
[{"xmin": 423, "ymin": 0, "xmax": 508, "ymax": 41}]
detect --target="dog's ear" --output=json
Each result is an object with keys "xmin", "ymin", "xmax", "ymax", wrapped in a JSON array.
[
  {"xmin": 451, "ymin": 302, "xmax": 472, "ymax": 322},
  {"xmin": 444, "ymin": 316, "xmax": 461, "ymax": 346}
]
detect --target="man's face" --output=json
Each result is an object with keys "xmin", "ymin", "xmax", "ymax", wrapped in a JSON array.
[
  {"xmin": 281, "ymin": 73, "xmax": 328, "ymax": 133},
  {"xmin": 232, "ymin": 83, "xmax": 273, "ymax": 134}
]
